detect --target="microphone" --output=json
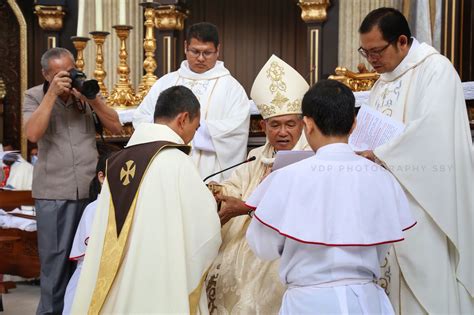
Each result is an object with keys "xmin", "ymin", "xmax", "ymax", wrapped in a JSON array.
[{"xmin": 203, "ymin": 156, "xmax": 256, "ymax": 182}]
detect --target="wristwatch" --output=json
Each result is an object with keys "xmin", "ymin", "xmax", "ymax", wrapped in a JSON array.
[{"xmin": 247, "ymin": 209, "xmax": 255, "ymax": 218}]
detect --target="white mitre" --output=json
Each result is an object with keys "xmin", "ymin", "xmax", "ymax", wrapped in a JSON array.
[{"xmin": 250, "ymin": 54, "xmax": 309, "ymax": 119}]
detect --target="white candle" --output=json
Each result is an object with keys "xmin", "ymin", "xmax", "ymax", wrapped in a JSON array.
[
  {"xmin": 77, "ymin": 0, "xmax": 85, "ymax": 36},
  {"xmin": 119, "ymin": 0, "xmax": 126, "ymax": 25},
  {"xmin": 95, "ymin": 0, "xmax": 103, "ymax": 30}
]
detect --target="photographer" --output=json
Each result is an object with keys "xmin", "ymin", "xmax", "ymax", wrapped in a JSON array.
[{"xmin": 23, "ymin": 47, "xmax": 121, "ymax": 314}]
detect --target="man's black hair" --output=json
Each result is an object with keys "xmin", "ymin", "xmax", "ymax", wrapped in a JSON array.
[
  {"xmin": 186, "ymin": 22, "xmax": 219, "ymax": 48},
  {"xmin": 153, "ymin": 86, "xmax": 200, "ymax": 121},
  {"xmin": 359, "ymin": 7, "xmax": 412, "ymax": 44},
  {"xmin": 302, "ymin": 79, "xmax": 355, "ymax": 136}
]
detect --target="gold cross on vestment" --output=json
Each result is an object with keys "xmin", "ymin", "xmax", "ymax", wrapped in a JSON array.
[{"xmin": 120, "ymin": 160, "xmax": 136, "ymax": 186}]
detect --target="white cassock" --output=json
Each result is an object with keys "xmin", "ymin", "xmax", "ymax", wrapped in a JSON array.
[
  {"xmin": 71, "ymin": 123, "xmax": 222, "ymax": 314},
  {"xmin": 133, "ymin": 61, "xmax": 250, "ymax": 182},
  {"xmin": 246, "ymin": 143, "xmax": 415, "ymax": 314},
  {"xmin": 6, "ymin": 157, "xmax": 33, "ymax": 190},
  {"xmin": 369, "ymin": 38, "xmax": 474, "ymax": 314},
  {"xmin": 63, "ymin": 199, "xmax": 97, "ymax": 315}
]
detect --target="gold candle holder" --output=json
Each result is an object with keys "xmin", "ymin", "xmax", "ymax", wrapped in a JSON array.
[
  {"xmin": 90, "ymin": 31, "xmax": 110, "ymax": 98},
  {"xmin": 108, "ymin": 25, "xmax": 136, "ymax": 108},
  {"xmin": 135, "ymin": 2, "xmax": 159, "ymax": 104},
  {"xmin": 70, "ymin": 36, "xmax": 90, "ymax": 72}
]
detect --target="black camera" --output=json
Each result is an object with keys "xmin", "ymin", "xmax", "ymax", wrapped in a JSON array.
[{"xmin": 69, "ymin": 69, "xmax": 100, "ymax": 100}]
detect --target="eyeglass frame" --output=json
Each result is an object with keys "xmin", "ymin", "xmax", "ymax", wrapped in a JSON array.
[
  {"xmin": 358, "ymin": 37, "xmax": 398, "ymax": 59},
  {"xmin": 185, "ymin": 47, "xmax": 218, "ymax": 59}
]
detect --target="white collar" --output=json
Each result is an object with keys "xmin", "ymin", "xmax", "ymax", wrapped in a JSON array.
[
  {"xmin": 177, "ymin": 60, "xmax": 230, "ymax": 80},
  {"xmin": 126, "ymin": 123, "xmax": 185, "ymax": 147},
  {"xmin": 315, "ymin": 143, "xmax": 353, "ymax": 156},
  {"xmin": 380, "ymin": 38, "xmax": 439, "ymax": 82}
]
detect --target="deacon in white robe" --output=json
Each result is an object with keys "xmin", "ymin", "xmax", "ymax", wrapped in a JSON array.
[
  {"xmin": 206, "ymin": 55, "xmax": 310, "ymax": 314},
  {"xmin": 63, "ymin": 199, "xmax": 97, "ymax": 315},
  {"xmin": 246, "ymin": 80, "xmax": 415, "ymax": 314},
  {"xmin": 133, "ymin": 23, "xmax": 250, "ymax": 182},
  {"xmin": 359, "ymin": 8, "xmax": 473, "ymax": 314},
  {"xmin": 71, "ymin": 86, "xmax": 221, "ymax": 314}
]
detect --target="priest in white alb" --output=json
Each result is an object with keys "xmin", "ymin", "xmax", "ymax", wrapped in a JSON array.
[
  {"xmin": 246, "ymin": 79, "xmax": 415, "ymax": 314},
  {"xmin": 71, "ymin": 86, "xmax": 221, "ymax": 314},
  {"xmin": 205, "ymin": 55, "xmax": 310, "ymax": 314},
  {"xmin": 358, "ymin": 8, "xmax": 474, "ymax": 314},
  {"xmin": 133, "ymin": 22, "xmax": 249, "ymax": 182}
]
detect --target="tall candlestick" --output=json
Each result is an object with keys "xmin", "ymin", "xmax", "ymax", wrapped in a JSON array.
[
  {"xmin": 90, "ymin": 31, "xmax": 110, "ymax": 97},
  {"xmin": 119, "ymin": 0, "xmax": 126, "ymax": 25},
  {"xmin": 135, "ymin": 2, "xmax": 159, "ymax": 104},
  {"xmin": 71, "ymin": 36, "xmax": 90, "ymax": 71},
  {"xmin": 95, "ymin": 0, "xmax": 103, "ymax": 30},
  {"xmin": 77, "ymin": 0, "xmax": 85, "ymax": 36},
  {"xmin": 108, "ymin": 25, "xmax": 136, "ymax": 107}
]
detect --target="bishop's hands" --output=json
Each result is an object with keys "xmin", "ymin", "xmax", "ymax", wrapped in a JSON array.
[
  {"xmin": 216, "ymin": 194, "xmax": 250, "ymax": 226},
  {"xmin": 356, "ymin": 150, "xmax": 383, "ymax": 165}
]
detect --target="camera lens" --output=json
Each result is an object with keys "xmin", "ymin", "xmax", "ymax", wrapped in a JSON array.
[{"xmin": 69, "ymin": 69, "xmax": 100, "ymax": 99}]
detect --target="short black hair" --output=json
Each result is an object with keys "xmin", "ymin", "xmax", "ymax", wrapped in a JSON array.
[
  {"xmin": 41, "ymin": 47, "xmax": 74, "ymax": 72},
  {"xmin": 359, "ymin": 7, "xmax": 412, "ymax": 43},
  {"xmin": 186, "ymin": 22, "xmax": 219, "ymax": 49},
  {"xmin": 154, "ymin": 86, "xmax": 200, "ymax": 121},
  {"xmin": 302, "ymin": 80, "xmax": 355, "ymax": 136}
]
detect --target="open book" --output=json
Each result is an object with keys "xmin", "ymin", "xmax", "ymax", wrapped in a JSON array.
[{"xmin": 272, "ymin": 150, "xmax": 314, "ymax": 171}]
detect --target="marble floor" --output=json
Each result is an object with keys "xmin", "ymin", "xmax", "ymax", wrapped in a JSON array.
[{"xmin": 1, "ymin": 282, "xmax": 40, "ymax": 314}]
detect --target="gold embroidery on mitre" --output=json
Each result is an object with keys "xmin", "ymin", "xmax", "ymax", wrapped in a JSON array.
[
  {"xmin": 256, "ymin": 103, "xmax": 278, "ymax": 118},
  {"xmin": 120, "ymin": 160, "xmax": 136, "ymax": 186},
  {"xmin": 266, "ymin": 61, "xmax": 287, "ymax": 93},
  {"xmin": 271, "ymin": 91, "xmax": 289, "ymax": 109},
  {"xmin": 287, "ymin": 99, "xmax": 302, "ymax": 112}
]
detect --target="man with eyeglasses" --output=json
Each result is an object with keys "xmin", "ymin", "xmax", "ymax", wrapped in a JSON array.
[
  {"xmin": 357, "ymin": 8, "xmax": 473, "ymax": 315},
  {"xmin": 22, "ymin": 47, "xmax": 122, "ymax": 314},
  {"xmin": 133, "ymin": 22, "xmax": 250, "ymax": 182}
]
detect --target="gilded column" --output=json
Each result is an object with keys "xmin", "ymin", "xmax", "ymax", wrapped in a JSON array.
[
  {"xmin": 135, "ymin": 2, "xmax": 160, "ymax": 104},
  {"xmin": 298, "ymin": 0, "xmax": 331, "ymax": 86},
  {"xmin": 34, "ymin": 5, "xmax": 66, "ymax": 49},
  {"xmin": 154, "ymin": 4, "xmax": 188, "ymax": 76}
]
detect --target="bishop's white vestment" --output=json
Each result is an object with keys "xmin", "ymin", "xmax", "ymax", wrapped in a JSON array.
[
  {"xmin": 369, "ymin": 38, "xmax": 474, "ymax": 314},
  {"xmin": 246, "ymin": 143, "xmax": 415, "ymax": 314},
  {"xmin": 133, "ymin": 61, "xmax": 250, "ymax": 182},
  {"xmin": 71, "ymin": 123, "xmax": 222, "ymax": 314}
]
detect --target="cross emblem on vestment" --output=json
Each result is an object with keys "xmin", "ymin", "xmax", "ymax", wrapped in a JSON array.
[{"xmin": 120, "ymin": 160, "xmax": 136, "ymax": 186}]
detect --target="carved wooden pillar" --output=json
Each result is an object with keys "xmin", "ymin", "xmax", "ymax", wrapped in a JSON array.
[
  {"xmin": 298, "ymin": 0, "xmax": 331, "ymax": 86},
  {"xmin": 34, "ymin": 5, "xmax": 66, "ymax": 49},
  {"xmin": 154, "ymin": 3, "xmax": 188, "ymax": 76}
]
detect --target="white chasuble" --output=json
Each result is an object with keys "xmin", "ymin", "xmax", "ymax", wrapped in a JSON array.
[
  {"xmin": 71, "ymin": 123, "xmax": 222, "ymax": 314},
  {"xmin": 133, "ymin": 61, "xmax": 250, "ymax": 182},
  {"xmin": 205, "ymin": 135, "xmax": 310, "ymax": 314},
  {"xmin": 369, "ymin": 38, "xmax": 474, "ymax": 314}
]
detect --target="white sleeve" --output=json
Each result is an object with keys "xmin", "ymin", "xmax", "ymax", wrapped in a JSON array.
[
  {"xmin": 246, "ymin": 217, "xmax": 284, "ymax": 261},
  {"xmin": 192, "ymin": 120, "xmax": 216, "ymax": 152},
  {"xmin": 132, "ymin": 79, "xmax": 165, "ymax": 129}
]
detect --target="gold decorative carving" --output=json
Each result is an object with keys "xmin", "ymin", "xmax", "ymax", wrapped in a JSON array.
[
  {"xmin": 70, "ymin": 36, "xmax": 90, "ymax": 72},
  {"xmin": 298, "ymin": 0, "xmax": 331, "ymax": 23},
  {"xmin": 108, "ymin": 25, "xmax": 136, "ymax": 108},
  {"xmin": 135, "ymin": 2, "xmax": 159, "ymax": 104},
  {"xmin": 328, "ymin": 64, "xmax": 380, "ymax": 92},
  {"xmin": 154, "ymin": 5, "xmax": 188, "ymax": 31},
  {"xmin": 0, "ymin": 78, "xmax": 6, "ymax": 101},
  {"xmin": 8, "ymin": 0, "xmax": 28, "ymax": 158},
  {"xmin": 34, "ymin": 5, "xmax": 65, "ymax": 31},
  {"xmin": 89, "ymin": 32, "xmax": 110, "ymax": 98}
]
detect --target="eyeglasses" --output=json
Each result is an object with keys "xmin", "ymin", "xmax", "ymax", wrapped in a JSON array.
[
  {"xmin": 186, "ymin": 48, "xmax": 217, "ymax": 59},
  {"xmin": 358, "ymin": 39, "xmax": 396, "ymax": 59}
]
